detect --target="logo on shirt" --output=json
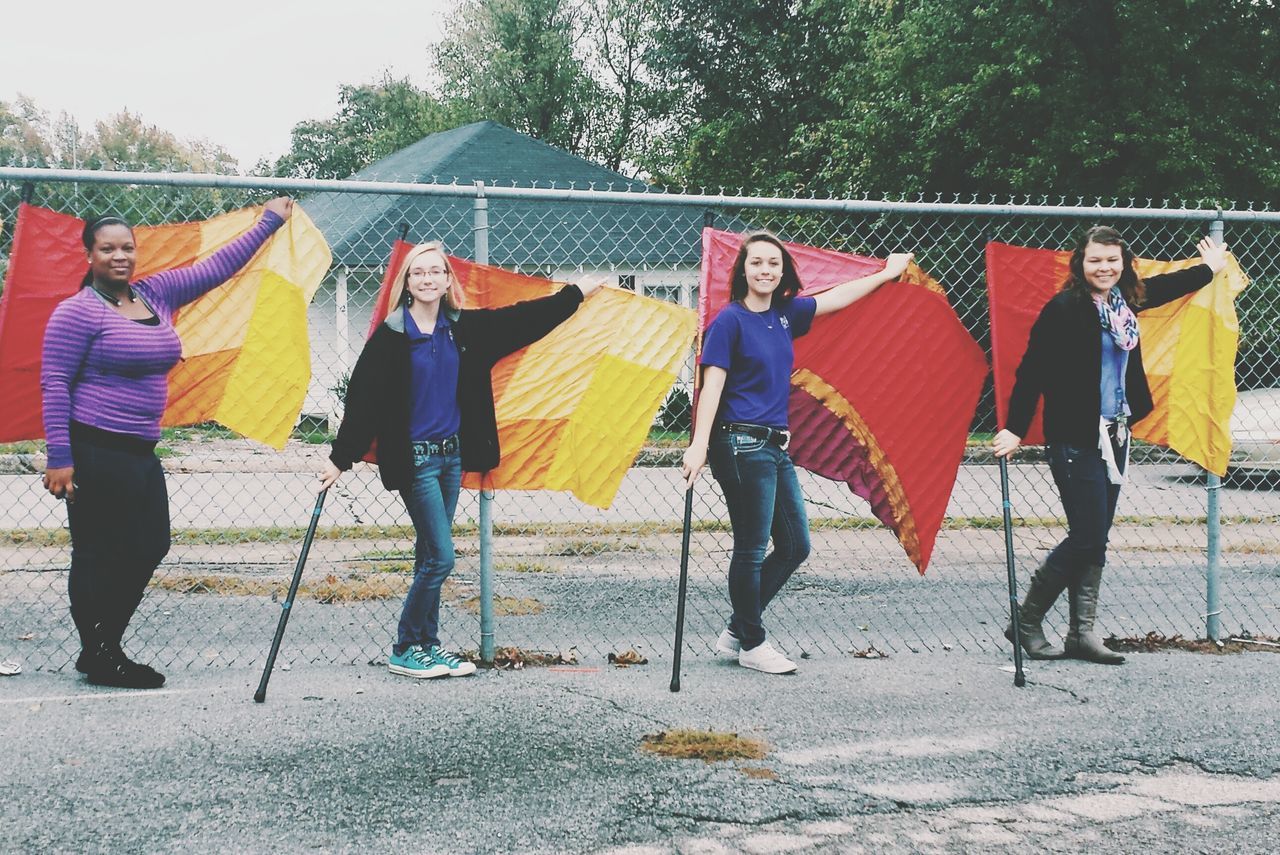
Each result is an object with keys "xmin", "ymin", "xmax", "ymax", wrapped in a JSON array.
[{"xmin": 779, "ymin": 315, "xmax": 790, "ymax": 330}]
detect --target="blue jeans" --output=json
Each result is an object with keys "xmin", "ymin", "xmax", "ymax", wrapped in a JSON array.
[
  {"xmin": 395, "ymin": 448, "xmax": 462, "ymax": 654},
  {"xmin": 707, "ymin": 430, "xmax": 811, "ymax": 650},
  {"xmin": 1045, "ymin": 442, "xmax": 1121, "ymax": 569}
]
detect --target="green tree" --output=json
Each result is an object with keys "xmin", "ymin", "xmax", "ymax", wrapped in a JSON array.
[
  {"xmin": 433, "ymin": 0, "xmax": 597, "ymax": 154},
  {"xmin": 641, "ymin": 0, "xmax": 859, "ymax": 192},
  {"xmin": 582, "ymin": 0, "xmax": 668, "ymax": 172},
  {"xmin": 270, "ymin": 77, "xmax": 470, "ymax": 179},
  {"xmin": 801, "ymin": 0, "xmax": 1280, "ymax": 202}
]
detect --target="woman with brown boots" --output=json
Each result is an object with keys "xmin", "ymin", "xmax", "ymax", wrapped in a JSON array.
[{"xmin": 993, "ymin": 226, "xmax": 1228, "ymax": 665}]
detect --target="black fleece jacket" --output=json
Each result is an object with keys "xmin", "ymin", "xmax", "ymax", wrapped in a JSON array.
[
  {"xmin": 1006, "ymin": 264, "xmax": 1214, "ymax": 447},
  {"xmin": 329, "ymin": 284, "xmax": 584, "ymax": 491}
]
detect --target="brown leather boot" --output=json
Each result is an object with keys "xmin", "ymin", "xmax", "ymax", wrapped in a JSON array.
[
  {"xmin": 1064, "ymin": 563, "xmax": 1126, "ymax": 665},
  {"xmin": 1004, "ymin": 557, "xmax": 1069, "ymax": 659}
]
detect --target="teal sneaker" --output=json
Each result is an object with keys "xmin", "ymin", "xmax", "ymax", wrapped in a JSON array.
[
  {"xmin": 427, "ymin": 645, "xmax": 477, "ymax": 677},
  {"xmin": 388, "ymin": 644, "xmax": 449, "ymax": 679}
]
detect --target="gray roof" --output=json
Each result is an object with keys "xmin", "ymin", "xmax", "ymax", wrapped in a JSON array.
[{"xmin": 302, "ymin": 121, "xmax": 749, "ymax": 268}]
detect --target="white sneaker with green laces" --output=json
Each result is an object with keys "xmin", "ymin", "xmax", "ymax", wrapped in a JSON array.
[
  {"xmin": 427, "ymin": 645, "xmax": 477, "ymax": 677},
  {"xmin": 738, "ymin": 641, "xmax": 797, "ymax": 674}
]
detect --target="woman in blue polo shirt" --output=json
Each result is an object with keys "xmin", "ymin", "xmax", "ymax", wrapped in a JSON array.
[
  {"xmin": 320, "ymin": 242, "xmax": 603, "ymax": 679},
  {"xmin": 681, "ymin": 232, "xmax": 913, "ymax": 674}
]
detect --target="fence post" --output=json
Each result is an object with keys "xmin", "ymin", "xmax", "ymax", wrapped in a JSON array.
[
  {"xmin": 474, "ymin": 182, "xmax": 496, "ymax": 664},
  {"xmin": 332, "ymin": 266, "xmax": 349, "ymax": 428},
  {"xmin": 1205, "ymin": 215, "xmax": 1225, "ymax": 641}
]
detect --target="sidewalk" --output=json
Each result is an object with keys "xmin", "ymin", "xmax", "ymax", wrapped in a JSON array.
[{"xmin": 4, "ymin": 651, "xmax": 1279, "ymax": 853}]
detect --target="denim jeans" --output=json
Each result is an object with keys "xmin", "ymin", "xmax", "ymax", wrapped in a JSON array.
[
  {"xmin": 707, "ymin": 430, "xmax": 811, "ymax": 650},
  {"xmin": 1045, "ymin": 442, "xmax": 1121, "ymax": 569},
  {"xmin": 395, "ymin": 448, "xmax": 462, "ymax": 654},
  {"xmin": 66, "ymin": 437, "xmax": 171, "ymax": 649}
]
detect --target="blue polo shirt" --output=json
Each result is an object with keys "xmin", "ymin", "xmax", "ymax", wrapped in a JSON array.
[
  {"xmin": 404, "ymin": 307, "xmax": 461, "ymax": 442},
  {"xmin": 700, "ymin": 297, "xmax": 817, "ymax": 429}
]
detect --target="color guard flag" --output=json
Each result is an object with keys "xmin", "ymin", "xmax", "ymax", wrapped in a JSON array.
[
  {"xmin": 700, "ymin": 229, "xmax": 988, "ymax": 574},
  {"xmin": 0, "ymin": 203, "xmax": 330, "ymax": 448},
  {"xmin": 986, "ymin": 241, "xmax": 1248, "ymax": 475},
  {"xmin": 368, "ymin": 241, "xmax": 697, "ymax": 508}
]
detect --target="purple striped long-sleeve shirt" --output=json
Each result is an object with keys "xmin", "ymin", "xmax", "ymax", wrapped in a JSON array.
[{"xmin": 40, "ymin": 211, "xmax": 285, "ymax": 468}]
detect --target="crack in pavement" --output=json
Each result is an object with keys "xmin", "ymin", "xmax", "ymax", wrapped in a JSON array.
[{"xmin": 551, "ymin": 683, "xmax": 672, "ymax": 729}]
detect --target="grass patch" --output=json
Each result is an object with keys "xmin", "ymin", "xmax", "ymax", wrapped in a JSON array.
[
  {"xmin": 547, "ymin": 539, "xmax": 641, "ymax": 556},
  {"xmin": 459, "ymin": 595, "xmax": 544, "ymax": 616},
  {"xmin": 161, "ymin": 423, "xmax": 239, "ymax": 442},
  {"xmin": 640, "ymin": 729, "xmax": 769, "ymax": 762},
  {"xmin": 149, "ymin": 572, "xmax": 409, "ymax": 603},
  {"xmin": 0, "ymin": 440, "xmax": 44, "ymax": 454},
  {"xmin": 497, "ymin": 560, "xmax": 560, "ymax": 574},
  {"xmin": 6, "ymin": 513, "xmax": 1277, "ymax": 549},
  {"xmin": 366, "ymin": 561, "xmax": 414, "ymax": 574}
]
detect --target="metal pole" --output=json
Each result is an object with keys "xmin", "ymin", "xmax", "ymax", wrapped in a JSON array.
[
  {"xmin": 1205, "ymin": 216, "xmax": 1225, "ymax": 640},
  {"xmin": 333, "ymin": 266, "xmax": 350, "ymax": 429},
  {"xmin": 474, "ymin": 182, "xmax": 496, "ymax": 664},
  {"xmin": 999, "ymin": 457, "xmax": 1027, "ymax": 687}
]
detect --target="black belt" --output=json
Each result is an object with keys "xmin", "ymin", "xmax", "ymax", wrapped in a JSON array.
[
  {"xmin": 717, "ymin": 422, "xmax": 790, "ymax": 448},
  {"xmin": 411, "ymin": 434, "xmax": 460, "ymax": 456}
]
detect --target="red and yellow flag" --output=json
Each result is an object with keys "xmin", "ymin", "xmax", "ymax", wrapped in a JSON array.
[
  {"xmin": 0, "ymin": 203, "xmax": 330, "ymax": 447},
  {"xmin": 369, "ymin": 242, "xmax": 696, "ymax": 508},
  {"xmin": 986, "ymin": 241, "xmax": 1248, "ymax": 475},
  {"xmin": 700, "ymin": 229, "xmax": 988, "ymax": 574}
]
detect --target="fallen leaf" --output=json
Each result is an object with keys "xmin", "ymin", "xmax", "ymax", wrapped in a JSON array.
[{"xmin": 607, "ymin": 649, "xmax": 648, "ymax": 667}]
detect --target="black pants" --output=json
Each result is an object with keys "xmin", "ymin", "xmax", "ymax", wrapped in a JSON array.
[{"xmin": 66, "ymin": 428, "xmax": 171, "ymax": 649}]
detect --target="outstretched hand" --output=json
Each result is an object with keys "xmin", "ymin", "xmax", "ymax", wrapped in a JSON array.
[
  {"xmin": 882, "ymin": 252, "xmax": 915, "ymax": 280},
  {"xmin": 264, "ymin": 197, "xmax": 294, "ymax": 221},
  {"xmin": 1197, "ymin": 236, "xmax": 1229, "ymax": 274},
  {"xmin": 574, "ymin": 275, "xmax": 610, "ymax": 300}
]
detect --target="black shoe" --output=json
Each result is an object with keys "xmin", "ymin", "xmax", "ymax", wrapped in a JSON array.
[
  {"xmin": 85, "ymin": 644, "xmax": 165, "ymax": 689},
  {"xmin": 74, "ymin": 647, "xmax": 101, "ymax": 674}
]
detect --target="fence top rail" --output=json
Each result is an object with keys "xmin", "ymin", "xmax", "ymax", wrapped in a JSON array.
[{"xmin": 4, "ymin": 166, "xmax": 1280, "ymax": 223}]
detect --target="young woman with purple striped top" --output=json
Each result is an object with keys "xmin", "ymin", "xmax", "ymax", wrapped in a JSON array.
[{"xmin": 41, "ymin": 197, "xmax": 294, "ymax": 688}]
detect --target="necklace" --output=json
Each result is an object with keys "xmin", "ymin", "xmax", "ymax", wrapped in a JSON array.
[
  {"xmin": 93, "ymin": 285, "xmax": 136, "ymax": 306},
  {"xmin": 755, "ymin": 308, "xmax": 774, "ymax": 329}
]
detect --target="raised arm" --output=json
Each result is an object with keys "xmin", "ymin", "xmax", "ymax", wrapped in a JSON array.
[
  {"xmin": 1140, "ymin": 236, "xmax": 1227, "ymax": 312},
  {"xmin": 812, "ymin": 252, "xmax": 914, "ymax": 317},
  {"xmin": 476, "ymin": 276, "xmax": 606, "ymax": 362},
  {"xmin": 138, "ymin": 198, "xmax": 293, "ymax": 313}
]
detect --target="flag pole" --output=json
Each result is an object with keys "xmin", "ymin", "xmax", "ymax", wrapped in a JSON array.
[{"xmin": 999, "ymin": 456, "xmax": 1027, "ymax": 688}]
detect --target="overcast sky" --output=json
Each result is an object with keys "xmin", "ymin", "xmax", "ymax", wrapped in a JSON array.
[{"xmin": 1, "ymin": 0, "xmax": 452, "ymax": 170}]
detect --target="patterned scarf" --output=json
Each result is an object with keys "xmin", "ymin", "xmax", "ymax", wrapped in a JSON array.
[{"xmin": 1094, "ymin": 288, "xmax": 1139, "ymax": 351}]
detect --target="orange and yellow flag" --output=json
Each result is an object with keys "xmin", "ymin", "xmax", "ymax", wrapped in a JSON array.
[{"xmin": 0, "ymin": 203, "xmax": 330, "ymax": 448}]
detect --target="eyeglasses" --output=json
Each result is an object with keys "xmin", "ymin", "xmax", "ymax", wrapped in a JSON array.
[{"xmin": 408, "ymin": 267, "xmax": 449, "ymax": 279}]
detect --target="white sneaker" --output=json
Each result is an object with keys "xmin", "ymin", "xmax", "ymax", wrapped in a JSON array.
[
  {"xmin": 738, "ymin": 641, "xmax": 797, "ymax": 674},
  {"xmin": 714, "ymin": 628, "xmax": 741, "ymax": 655}
]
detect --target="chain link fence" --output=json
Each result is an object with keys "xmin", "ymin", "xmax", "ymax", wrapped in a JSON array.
[{"xmin": 1, "ymin": 169, "xmax": 1277, "ymax": 672}]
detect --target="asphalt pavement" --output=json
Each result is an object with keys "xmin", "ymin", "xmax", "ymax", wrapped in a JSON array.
[{"xmin": 4, "ymin": 649, "xmax": 1279, "ymax": 853}]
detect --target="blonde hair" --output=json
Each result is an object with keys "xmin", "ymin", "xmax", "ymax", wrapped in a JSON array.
[{"xmin": 385, "ymin": 241, "xmax": 466, "ymax": 314}]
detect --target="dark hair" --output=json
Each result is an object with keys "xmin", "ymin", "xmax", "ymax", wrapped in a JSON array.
[
  {"xmin": 80, "ymin": 216, "xmax": 135, "ymax": 288},
  {"xmin": 1061, "ymin": 225, "xmax": 1145, "ymax": 307},
  {"xmin": 729, "ymin": 231, "xmax": 803, "ymax": 307}
]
